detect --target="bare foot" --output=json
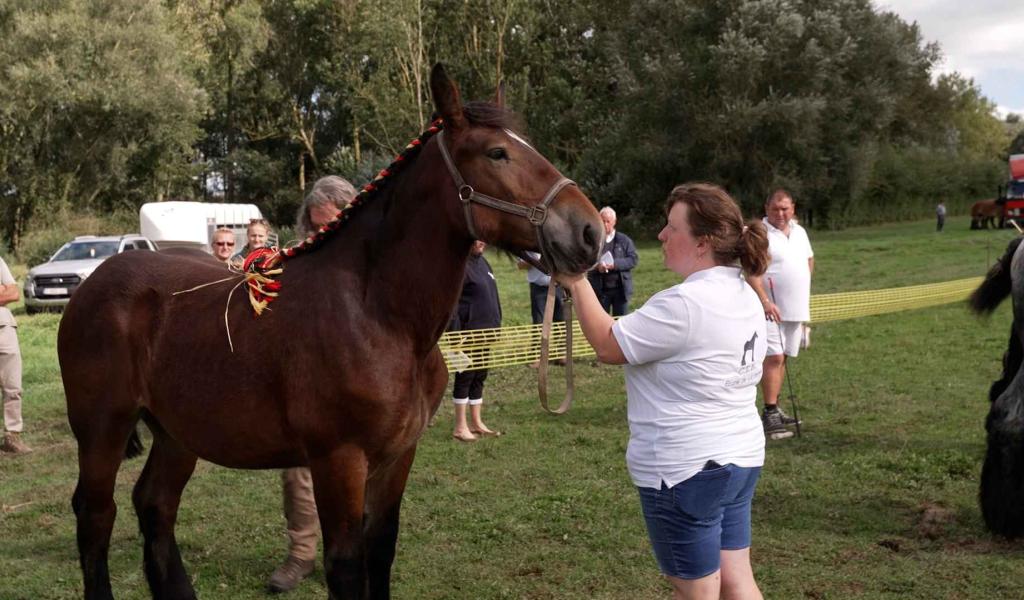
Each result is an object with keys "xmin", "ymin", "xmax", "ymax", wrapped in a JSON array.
[
  {"xmin": 452, "ymin": 430, "xmax": 478, "ymax": 443},
  {"xmin": 469, "ymin": 426, "xmax": 502, "ymax": 437}
]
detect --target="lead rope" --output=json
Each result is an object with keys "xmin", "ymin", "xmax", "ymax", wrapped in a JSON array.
[{"xmin": 538, "ymin": 282, "xmax": 575, "ymax": 414}]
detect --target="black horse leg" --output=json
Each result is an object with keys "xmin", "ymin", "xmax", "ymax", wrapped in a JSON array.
[
  {"xmin": 73, "ymin": 426, "xmax": 137, "ymax": 600},
  {"xmin": 311, "ymin": 446, "xmax": 370, "ymax": 600},
  {"xmin": 364, "ymin": 447, "xmax": 418, "ymax": 600},
  {"xmin": 981, "ymin": 385, "xmax": 1024, "ymax": 538},
  {"xmin": 132, "ymin": 428, "xmax": 199, "ymax": 600}
]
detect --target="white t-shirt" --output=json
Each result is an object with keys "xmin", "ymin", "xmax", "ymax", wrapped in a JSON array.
[
  {"xmin": 611, "ymin": 266, "xmax": 766, "ymax": 489},
  {"xmin": 0, "ymin": 257, "xmax": 16, "ymax": 328},
  {"xmin": 523, "ymin": 251, "xmax": 551, "ymax": 286},
  {"xmin": 763, "ymin": 218, "xmax": 813, "ymax": 322}
]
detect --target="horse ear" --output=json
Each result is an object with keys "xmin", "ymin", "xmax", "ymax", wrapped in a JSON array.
[
  {"xmin": 493, "ymin": 80, "xmax": 506, "ymax": 109},
  {"xmin": 430, "ymin": 63, "xmax": 466, "ymax": 131}
]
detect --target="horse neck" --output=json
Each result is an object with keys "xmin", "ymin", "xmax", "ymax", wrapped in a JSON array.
[{"xmin": 341, "ymin": 147, "xmax": 472, "ymax": 349}]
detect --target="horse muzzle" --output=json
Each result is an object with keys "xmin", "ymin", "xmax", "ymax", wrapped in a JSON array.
[{"xmin": 539, "ymin": 199, "xmax": 603, "ymax": 275}]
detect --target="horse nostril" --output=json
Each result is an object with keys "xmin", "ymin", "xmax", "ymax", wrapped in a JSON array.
[{"xmin": 583, "ymin": 222, "xmax": 599, "ymax": 251}]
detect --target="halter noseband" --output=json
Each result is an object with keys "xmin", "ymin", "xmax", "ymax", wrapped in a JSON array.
[{"xmin": 435, "ymin": 129, "xmax": 576, "ymax": 266}]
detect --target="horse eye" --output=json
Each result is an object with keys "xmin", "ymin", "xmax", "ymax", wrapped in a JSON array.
[{"xmin": 486, "ymin": 147, "xmax": 509, "ymax": 161}]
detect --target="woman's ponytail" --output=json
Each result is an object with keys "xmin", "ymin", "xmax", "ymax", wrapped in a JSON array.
[{"xmin": 737, "ymin": 219, "xmax": 769, "ymax": 277}]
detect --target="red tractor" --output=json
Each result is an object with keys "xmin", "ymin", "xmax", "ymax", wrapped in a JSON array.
[{"xmin": 1000, "ymin": 154, "xmax": 1024, "ymax": 227}]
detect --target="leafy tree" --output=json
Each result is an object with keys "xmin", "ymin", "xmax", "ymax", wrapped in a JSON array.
[
  {"xmin": 1010, "ymin": 131, "xmax": 1024, "ymax": 156},
  {"xmin": 1, "ymin": 0, "xmax": 1013, "ymax": 243},
  {"xmin": 0, "ymin": 0, "xmax": 205, "ymax": 249},
  {"xmin": 172, "ymin": 0, "xmax": 270, "ymax": 202}
]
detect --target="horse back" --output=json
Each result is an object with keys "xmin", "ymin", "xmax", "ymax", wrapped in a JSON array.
[{"xmin": 59, "ymin": 250, "xmax": 445, "ymax": 468}]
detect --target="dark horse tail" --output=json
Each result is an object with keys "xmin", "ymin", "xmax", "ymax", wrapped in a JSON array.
[
  {"xmin": 970, "ymin": 237, "xmax": 1024, "ymax": 314},
  {"xmin": 125, "ymin": 426, "xmax": 144, "ymax": 459},
  {"xmin": 980, "ymin": 326, "xmax": 1024, "ymax": 539},
  {"xmin": 971, "ymin": 236, "xmax": 1024, "ymax": 537}
]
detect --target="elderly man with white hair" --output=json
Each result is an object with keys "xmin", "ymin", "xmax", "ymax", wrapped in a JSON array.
[{"xmin": 587, "ymin": 206, "xmax": 639, "ymax": 316}]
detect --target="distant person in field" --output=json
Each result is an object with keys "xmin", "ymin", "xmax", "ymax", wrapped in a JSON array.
[
  {"xmin": 747, "ymin": 189, "xmax": 814, "ymax": 441},
  {"xmin": 0, "ymin": 254, "xmax": 29, "ymax": 454},
  {"xmin": 210, "ymin": 228, "xmax": 236, "ymax": 263},
  {"xmin": 936, "ymin": 201, "xmax": 946, "ymax": 232},
  {"xmin": 587, "ymin": 206, "xmax": 639, "ymax": 316},
  {"xmin": 557, "ymin": 182, "xmax": 769, "ymax": 600},
  {"xmin": 267, "ymin": 175, "xmax": 357, "ymax": 594}
]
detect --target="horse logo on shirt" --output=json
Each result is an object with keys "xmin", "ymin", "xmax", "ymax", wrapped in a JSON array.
[{"xmin": 741, "ymin": 332, "xmax": 757, "ymax": 366}]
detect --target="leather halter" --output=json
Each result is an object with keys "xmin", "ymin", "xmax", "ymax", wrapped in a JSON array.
[
  {"xmin": 436, "ymin": 127, "xmax": 579, "ymax": 415},
  {"xmin": 435, "ymin": 129, "xmax": 576, "ymax": 253}
]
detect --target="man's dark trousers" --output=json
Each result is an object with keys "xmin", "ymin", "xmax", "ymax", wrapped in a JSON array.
[
  {"xmin": 596, "ymin": 287, "xmax": 629, "ymax": 316},
  {"xmin": 529, "ymin": 283, "xmax": 564, "ymax": 324}
]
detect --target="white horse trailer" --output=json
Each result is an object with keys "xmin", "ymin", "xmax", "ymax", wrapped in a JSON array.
[{"xmin": 139, "ymin": 202, "xmax": 269, "ymax": 253}]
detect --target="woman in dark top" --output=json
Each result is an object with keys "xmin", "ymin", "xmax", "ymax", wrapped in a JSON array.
[{"xmin": 450, "ymin": 240, "xmax": 502, "ymax": 442}]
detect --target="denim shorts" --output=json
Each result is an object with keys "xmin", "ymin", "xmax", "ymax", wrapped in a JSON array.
[{"xmin": 637, "ymin": 464, "xmax": 761, "ymax": 579}]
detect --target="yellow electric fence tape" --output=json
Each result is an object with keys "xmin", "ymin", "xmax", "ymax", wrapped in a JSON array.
[
  {"xmin": 437, "ymin": 276, "xmax": 983, "ymax": 371},
  {"xmin": 808, "ymin": 277, "xmax": 981, "ymax": 323}
]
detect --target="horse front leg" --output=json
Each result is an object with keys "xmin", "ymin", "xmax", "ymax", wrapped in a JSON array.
[
  {"xmin": 364, "ymin": 447, "xmax": 418, "ymax": 600},
  {"xmin": 310, "ymin": 445, "xmax": 369, "ymax": 600}
]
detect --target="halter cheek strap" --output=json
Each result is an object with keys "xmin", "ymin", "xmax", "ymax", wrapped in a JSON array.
[{"xmin": 435, "ymin": 129, "xmax": 576, "ymax": 245}]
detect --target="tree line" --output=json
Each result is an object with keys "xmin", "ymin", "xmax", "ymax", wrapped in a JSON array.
[{"xmin": 1, "ymin": 0, "xmax": 1018, "ymax": 251}]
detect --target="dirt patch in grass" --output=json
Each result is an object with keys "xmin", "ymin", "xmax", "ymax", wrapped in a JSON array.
[{"xmin": 917, "ymin": 502, "xmax": 956, "ymax": 540}]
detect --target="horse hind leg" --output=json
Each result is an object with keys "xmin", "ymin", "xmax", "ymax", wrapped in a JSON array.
[
  {"xmin": 131, "ymin": 422, "xmax": 199, "ymax": 600},
  {"xmin": 71, "ymin": 414, "xmax": 141, "ymax": 600}
]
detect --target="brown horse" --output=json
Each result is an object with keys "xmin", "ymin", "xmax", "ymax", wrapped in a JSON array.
[
  {"xmin": 971, "ymin": 199, "xmax": 1002, "ymax": 229},
  {"xmin": 58, "ymin": 64, "xmax": 602, "ymax": 600}
]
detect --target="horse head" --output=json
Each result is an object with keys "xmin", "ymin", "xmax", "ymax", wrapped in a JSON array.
[{"xmin": 430, "ymin": 63, "xmax": 602, "ymax": 275}]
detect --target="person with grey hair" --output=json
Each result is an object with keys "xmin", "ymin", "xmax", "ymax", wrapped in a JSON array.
[
  {"xmin": 268, "ymin": 175, "xmax": 357, "ymax": 594},
  {"xmin": 587, "ymin": 206, "xmax": 639, "ymax": 316},
  {"xmin": 295, "ymin": 175, "xmax": 358, "ymax": 237}
]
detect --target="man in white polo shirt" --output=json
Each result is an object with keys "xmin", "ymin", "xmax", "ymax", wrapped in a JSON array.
[{"xmin": 748, "ymin": 190, "xmax": 813, "ymax": 440}]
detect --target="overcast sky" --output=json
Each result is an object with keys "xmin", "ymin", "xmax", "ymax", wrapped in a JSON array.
[{"xmin": 876, "ymin": 0, "xmax": 1024, "ymax": 117}]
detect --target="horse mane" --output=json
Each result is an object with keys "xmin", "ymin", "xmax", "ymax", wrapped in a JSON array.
[
  {"xmin": 275, "ymin": 121, "xmax": 442, "ymax": 262},
  {"xmin": 281, "ymin": 103, "xmax": 524, "ymax": 262}
]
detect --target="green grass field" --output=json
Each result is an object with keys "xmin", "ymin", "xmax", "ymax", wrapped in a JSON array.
[{"xmin": 2, "ymin": 215, "xmax": 1023, "ymax": 599}]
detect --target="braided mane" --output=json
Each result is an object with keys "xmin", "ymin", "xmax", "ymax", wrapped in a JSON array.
[
  {"xmin": 239, "ymin": 104, "xmax": 524, "ymax": 315},
  {"xmin": 280, "ymin": 119, "xmax": 444, "ymax": 260}
]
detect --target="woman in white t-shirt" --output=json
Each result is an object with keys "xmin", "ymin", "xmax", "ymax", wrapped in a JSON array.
[{"xmin": 557, "ymin": 182, "xmax": 770, "ymax": 600}]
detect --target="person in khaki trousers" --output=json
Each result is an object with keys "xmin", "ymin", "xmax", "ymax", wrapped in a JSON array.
[
  {"xmin": 0, "ymin": 254, "xmax": 30, "ymax": 455},
  {"xmin": 268, "ymin": 176, "xmax": 357, "ymax": 593}
]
